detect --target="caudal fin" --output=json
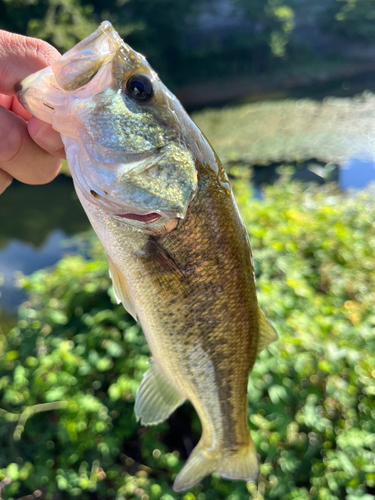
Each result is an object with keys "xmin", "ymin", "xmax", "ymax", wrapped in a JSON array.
[{"xmin": 173, "ymin": 438, "xmax": 258, "ymax": 492}]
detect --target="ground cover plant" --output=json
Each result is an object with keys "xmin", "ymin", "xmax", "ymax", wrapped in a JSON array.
[{"xmin": 0, "ymin": 174, "xmax": 375, "ymax": 500}]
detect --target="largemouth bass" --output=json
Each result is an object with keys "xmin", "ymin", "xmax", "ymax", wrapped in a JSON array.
[{"xmin": 17, "ymin": 22, "xmax": 278, "ymax": 491}]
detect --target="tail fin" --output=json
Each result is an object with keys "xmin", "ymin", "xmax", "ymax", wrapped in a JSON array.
[
  {"xmin": 217, "ymin": 440, "xmax": 258, "ymax": 481},
  {"xmin": 173, "ymin": 438, "xmax": 258, "ymax": 492}
]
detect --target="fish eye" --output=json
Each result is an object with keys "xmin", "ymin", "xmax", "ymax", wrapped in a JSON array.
[{"xmin": 125, "ymin": 74, "xmax": 153, "ymax": 102}]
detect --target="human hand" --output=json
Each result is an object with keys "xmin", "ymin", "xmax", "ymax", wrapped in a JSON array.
[{"xmin": 0, "ymin": 30, "xmax": 66, "ymax": 195}]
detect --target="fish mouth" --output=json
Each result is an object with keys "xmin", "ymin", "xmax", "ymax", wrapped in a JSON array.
[
  {"xmin": 75, "ymin": 143, "xmax": 191, "ymax": 226},
  {"xmin": 76, "ymin": 146, "xmax": 175, "ymax": 225}
]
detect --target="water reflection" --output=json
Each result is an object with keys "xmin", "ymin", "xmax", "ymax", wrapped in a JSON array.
[
  {"xmin": 0, "ymin": 176, "xmax": 90, "ymax": 314},
  {"xmin": 253, "ymin": 158, "xmax": 375, "ymax": 198},
  {"xmin": 0, "ymin": 176, "xmax": 89, "ymax": 249},
  {"xmin": 340, "ymin": 158, "xmax": 375, "ymax": 191},
  {"xmin": 0, "ymin": 230, "xmax": 76, "ymax": 312}
]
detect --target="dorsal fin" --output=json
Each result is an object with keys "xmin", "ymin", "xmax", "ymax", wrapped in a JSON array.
[
  {"xmin": 107, "ymin": 255, "xmax": 137, "ymax": 321},
  {"xmin": 257, "ymin": 308, "xmax": 278, "ymax": 353}
]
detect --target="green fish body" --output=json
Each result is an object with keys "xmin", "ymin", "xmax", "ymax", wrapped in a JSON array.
[{"xmin": 17, "ymin": 22, "xmax": 277, "ymax": 491}]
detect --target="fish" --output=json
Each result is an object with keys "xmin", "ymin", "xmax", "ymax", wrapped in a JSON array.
[{"xmin": 17, "ymin": 22, "xmax": 278, "ymax": 492}]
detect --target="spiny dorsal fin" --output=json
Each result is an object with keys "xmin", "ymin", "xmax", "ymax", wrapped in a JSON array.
[
  {"xmin": 257, "ymin": 308, "xmax": 278, "ymax": 354},
  {"xmin": 135, "ymin": 361, "xmax": 185, "ymax": 426},
  {"xmin": 107, "ymin": 255, "xmax": 137, "ymax": 321}
]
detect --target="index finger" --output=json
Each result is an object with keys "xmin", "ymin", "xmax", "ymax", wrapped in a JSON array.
[
  {"xmin": 0, "ymin": 93, "xmax": 32, "ymax": 120},
  {"xmin": 0, "ymin": 30, "xmax": 60, "ymax": 95}
]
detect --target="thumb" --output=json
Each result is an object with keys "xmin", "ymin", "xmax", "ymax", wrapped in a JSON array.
[
  {"xmin": 28, "ymin": 117, "xmax": 66, "ymax": 159},
  {"xmin": 0, "ymin": 30, "xmax": 60, "ymax": 95}
]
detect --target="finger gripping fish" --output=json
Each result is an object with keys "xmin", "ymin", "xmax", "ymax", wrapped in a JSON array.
[{"xmin": 17, "ymin": 22, "xmax": 278, "ymax": 491}]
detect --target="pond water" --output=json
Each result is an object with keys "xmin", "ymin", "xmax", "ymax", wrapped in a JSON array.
[
  {"xmin": 340, "ymin": 158, "xmax": 375, "ymax": 191},
  {"xmin": 0, "ymin": 176, "xmax": 90, "ymax": 319}
]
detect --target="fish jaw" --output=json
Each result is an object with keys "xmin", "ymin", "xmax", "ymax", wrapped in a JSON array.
[
  {"xmin": 15, "ymin": 67, "xmax": 65, "ymax": 124},
  {"xmin": 16, "ymin": 21, "xmax": 200, "ymax": 227},
  {"xmin": 62, "ymin": 134, "xmax": 197, "ymax": 228}
]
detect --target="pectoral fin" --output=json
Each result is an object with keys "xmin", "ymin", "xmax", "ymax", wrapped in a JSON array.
[
  {"xmin": 107, "ymin": 255, "xmax": 137, "ymax": 321},
  {"xmin": 135, "ymin": 238, "xmax": 188, "ymax": 297},
  {"xmin": 257, "ymin": 309, "xmax": 278, "ymax": 353},
  {"xmin": 135, "ymin": 362, "xmax": 185, "ymax": 425}
]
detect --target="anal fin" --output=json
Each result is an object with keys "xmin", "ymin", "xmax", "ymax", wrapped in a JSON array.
[
  {"xmin": 173, "ymin": 443, "xmax": 220, "ymax": 492},
  {"xmin": 135, "ymin": 362, "xmax": 185, "ymax": 426},
  {"xmin": 257, "ymin": 308, "xmax": 278, "ymax": 353},
  {"xmin": 107, "ymin": 255, "xmax": 137, "ymax": 321}
]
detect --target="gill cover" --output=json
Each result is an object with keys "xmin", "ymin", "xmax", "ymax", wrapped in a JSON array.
[{"xmin": 17, "ymin": 22, "xmax": 198, "ymax": 220}]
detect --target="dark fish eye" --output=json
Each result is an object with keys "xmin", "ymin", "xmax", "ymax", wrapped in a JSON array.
[{"xmin": 125, "ymin": 74, "xmax": 153, "ymax": 102}]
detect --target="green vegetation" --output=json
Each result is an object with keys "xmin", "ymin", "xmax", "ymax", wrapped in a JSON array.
[
  {"xmin": 0, "ymin": 0, "xmax": 294, "ymax": 88},
  {"xmin": 1, "ymin": 174, "xmax": 374, "ymax": 499},
  {"xmin": 1, "ymin": 0, "xmax": 374, "ymax": 90},
  {"xmin": 321, "ymin": 0, "xmax": 375, "ymax": 41}
]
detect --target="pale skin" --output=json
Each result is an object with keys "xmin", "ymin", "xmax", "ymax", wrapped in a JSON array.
[{"xmin": 0, "ymin": 30, "xmax": 66, "ymax": 195}]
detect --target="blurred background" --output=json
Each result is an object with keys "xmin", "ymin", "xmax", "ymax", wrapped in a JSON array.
[{"xmin": 1, "ymin": 1, "xmax": 375, "ymax": 499}]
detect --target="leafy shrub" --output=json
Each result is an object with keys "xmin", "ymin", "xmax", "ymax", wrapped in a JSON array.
[
  {"xmin": 1, "ymin": 177, "xmax": 375, "ymax": 499},
  {"xmin": 0, "ymin": 0, "xmax": 295, "ymax": 89},
  {"xmin": 321, "ymin": 0, "xmax": 375, "ymax": 42}
]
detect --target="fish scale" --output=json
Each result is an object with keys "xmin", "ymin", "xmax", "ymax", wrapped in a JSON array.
[{"xmin": 17, "ymin": 21, "xmax": 278, "ymax": 491}]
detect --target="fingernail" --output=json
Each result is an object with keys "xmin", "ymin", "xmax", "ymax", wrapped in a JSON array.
[
  {"xmin": 14, "ymin": 81, "xmax": 23, "ymax": 94},
  {"xmin": 34, "ymin": 122, "xmax": 64, "ymax": 150}
]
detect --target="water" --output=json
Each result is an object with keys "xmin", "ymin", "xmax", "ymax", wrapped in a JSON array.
[
  {"xmin": 0, "ymin": 176, "xmax": 90, "ymax": 319},
  {"xmin": 0, "ymin": 230, "xmax": 78, "ymax": 311},
  {"xmin": 340, "ymin": 158, "xmax": 375, "ymax": 191}
]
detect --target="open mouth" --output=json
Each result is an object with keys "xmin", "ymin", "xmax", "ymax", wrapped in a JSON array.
[{"xmin": 115, "ymin": 212, "xmax": 162, "ymax": 223}]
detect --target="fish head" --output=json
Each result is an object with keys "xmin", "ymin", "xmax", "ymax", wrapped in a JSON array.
[{"xmin": 17, "ymin": 22, "xmax": 208, "ymax": 230}]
